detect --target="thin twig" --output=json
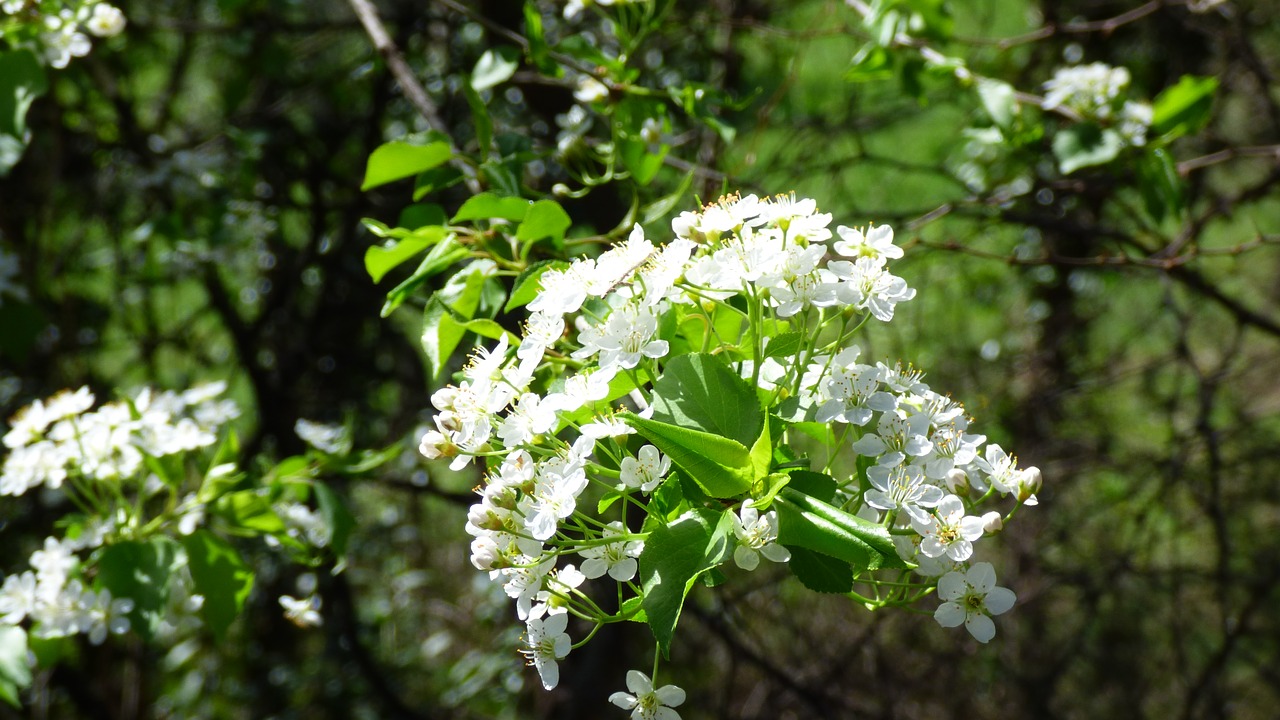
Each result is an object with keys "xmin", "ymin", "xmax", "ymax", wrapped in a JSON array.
[{"xmin": 346, "ymin": 0, "xmax": 481, "ymax": 193}]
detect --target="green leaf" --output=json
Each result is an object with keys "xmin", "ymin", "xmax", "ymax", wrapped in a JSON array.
[
  {"xmin": 763, "ymin": 331, "xmax": 805, "ymax": 360},
  {"xmin": 649, "ymin": 353, "xmax": 763, "ymax": 447},
  {"xmin": 0, "ymin": 49, "xmax": 48, "ymax": 176},
  {"xmin": 462, "ymin": 318, "xmax": 516, "ymax": 342},
  {"xmin": 625, "ymin": 415, "xmax": 754, "ymax": 498},
  {"xmin": 312, "ymin": 481, "xmax": 356, "ymax": 556},
  {"xmin": 412, "ymin": 164, "xmax": 465, "ymax": 201},
  {"xmin": 451, "ymin": 192, "xmax": 532, "ymax": 223},
  {"xmin": 217, "ymin": 490, "xmax": 286, "ymax": 534},
  {"xmin": 1138, "ymin": 147, "xmax": 1184, "ymax": 223},
  {"xmin": 640, "ymin": 508, "xmax": 734, "ymax": 657},
  {"xmin": 96, "ymin": 538, "xmax": 182, "ymax": 642},
  {"xmin": 844, "ymin": 44, "xmax": 894, "ymax": 83},
  {"xmin": 619, "ymin": 595, "xmax": 647, "ymax": 622},
  {"xmin": 977, "ymin": 78, "xmax": 1017, "ymax": 129},
  {"xmin": 1053, "ymin": 123, "xmax": 1124, "ymax": 174},
  {"xmin": 398, "ymin": 203, "xmax": 446, "ymax": 230},
  {"xmin": 505, "ymin": 260, "xmax": 570, "ymax": 312},
  {"xmin": 516, "ymin": 200, "xmax": 572, "ymax": 247},
  {"xmin": 380, "ymin": 236, "xmax": 470, "ymax": 317},
  {"xmin": 1152, "ymin": 75, "xmax": 1218, "ymax": 140},
  {"xmin": 787, "ymin": 547, "xmax": 854, "ymax": 593},
  {"xmin": 642, "ymin": 170, "xmax": 694, "ymax": 224},
  {"xmin": 784, "ymin": 470, "xmax": 837, "ymax": 503},
  {"xmin": 361, "ymin": 141, "xmax": 453, "ymax": 191},
  {"xmin": 472, "ymin": 47, "xmax": 520, "ymax": 91},
  {"xmin": 462, "ymin": 82, "xmax": 494, "ymax": 156},
  {"xmin": 181, "ymin": 531, "xmax": 254, "ymax": 640},
  {"xmin": 0, "ymin": 626, "xmax": 31, "ymax": 706},
  {"xmin": 364, "ymin": 226, "xmax": 449, "ymax": 283},
  {"xmin": 774, "ymin": 487, "xmax": 905, "ymax": 570},
  {"xmin": 422, "ymin": 294, "xmax": 469, "ymax": 382},
  {"xmin": 523, "ymin": 1, "xmax": 559, "ymax": 76}
]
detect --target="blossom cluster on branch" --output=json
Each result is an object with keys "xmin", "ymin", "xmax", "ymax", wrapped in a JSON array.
[{"xmin": 418, "ymin": 193, "xmax": 1040, "ymax": 715}]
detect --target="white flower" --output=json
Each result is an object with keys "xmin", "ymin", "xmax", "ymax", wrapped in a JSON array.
[
  {"xmin": 933, "ymin": 562, "xmax": 1016, "ymax": 643},
  {"xmin": 0, "ymin": 571, "xmax": 38, "ymax": 624},
  {"xmin": 574, "ymin": 302, "xmax": 668, "ymax": 371},
  {"xmin": 850, "ymin": 411, "xmax": 933, "ymax": 468},
  {"xmin": 828, "ymin": 257, "xmax": 916, "ymax": 322},
  {"xmin": 84, "ymin": 587, "xmax": 134, "ymax": 644},
  {"xmin": 910, "ymin": 494, "xmax": 984, "ymax": 561},
  {"xmin": 498, "ymin": 392, "xmax": 557, "ymax": 448},
  {"xmin": 815, "ymin": 347, "xmax": 896, "ymax": 426},
  {"xmin": 280, "ymin": 593, "xmax": 323, "ymax": 627},
  {"xmin": 619, "ymin": 444, "xmax": 669, "ymax": 493},
  {"xmin": 30, "ymin": 537, "xmax": 77, "ymax": 586},
  {"xmin": 832, "ymin": 224, "xmax": 903, "ymax": 263},
  {"xmin": 731, "ymin": 506, "xmax": 790, "ymax": 571},
  {"xmin": 86, "ymin": 3, "xmax": 126, "ymax": 37},
  {"xmin": 1043, "ymin": 62, "xmax": 1130, "ymax": 119},
  {"xmin": 520, "ymin": 456, "xmax": 588, "ymax": 541},
  {"xmin": 579, "ymin": 521, "xmax": 644, "ymax": 581},
  {"xmin": 864, "ymin": 464, "xmax": 944, "ymax": 523},
  {"xmin": 609, "ymin": 670, "xmax": 686, "ymax": 720},
  {"xmin": 521, "ymin": 606, "xmax": 572, "ymax": 690}
]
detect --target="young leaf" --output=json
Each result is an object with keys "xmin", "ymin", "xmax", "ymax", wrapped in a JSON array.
[
  {"xmin": 96, "ymin": 538, "xmax": 182, "ymax": 642},
  {"xmin": 1138, "ymin": 148, "xmax": 1184, "ymax": 223},
  {"xmin": 181, "ymin": 531, "xmax": 254, "ymax": 640},
  {"xmin": 1152, "ymin": 75, "xmax": 1218, "ymax": 140},
  {"xmin": 364, "ymin": 226, "xmax": 449, "ymax": 283},
  {"xmin": 217, "ymin": 490, "xmax": 286, "ymax": 534},
  {"xmin": 471, "ymin": 47, "xmax": 520, "ymax": 92},
  {"xmin": 523, "ymin": 1, "xmax": 559, "ymax": 76},
  {"xmin": 380, "ymin": 237, "xmax": 471, "ymax": 317},
  {"xmin": 515, "ymin": 200, "xmax": 572, "ymax": 246},
  {"xmin": 451, "ymin": 192, "xmax": 532, "ymax": 223},
  {"xmin": 639, "ymin": 508, "xmax": 734, "ymax": 657},
  {"xmin": 422, "ymin": 294, "xmax": 469, "ymax": 382},
  {"xmin": 312, "ymin": 481, "xmax": 356, "ymax": 556},
  {"xmin": 977, "ymin": 78, "xmax": 1017, "ymax": 130},
  {"xmin": 462, "ymin": 82, "xmax": 494, "ymax": 156},
  {"xmin": 361, "ymin": 141, "xmax": 453, "ymax": 191},
  {"xmin": 787, "ymin": 547, "xmax": 854, "ymax": 594}
]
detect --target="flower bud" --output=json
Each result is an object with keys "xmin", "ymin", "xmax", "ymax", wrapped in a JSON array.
[
  {"xmin": 981, "ymin": 511, "xmax": 1004, "ymax": 535},
  {"xmin": 470, "ymin": 535, "xmax": 502, "ymax": 571},
  {"xmin": 1017, "ymin": 466, "xmax": 1042, "ymax": 502},
  {"xmin": 945, "ymin": 468, "xmax": 971, "ymax": 496},
  {"xmin": 552, "ymin": 183, "xmax": 571, "ymax": 197}
]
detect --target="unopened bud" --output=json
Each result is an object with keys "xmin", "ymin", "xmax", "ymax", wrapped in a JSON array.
[
  {"xmin": 552, "ymin": 183, "xmax": 571, "ymax": 197},
  {"xmin": 1017, "ymin": 466, "xmax": 1042, "ymax": 502},
  {"xmin": 945, "ymin": 468, "xmax": 970, "ymax": 496},
  {"xmin": 981, "ymin": 511, "xmax": 1004, "ymax": 535}
]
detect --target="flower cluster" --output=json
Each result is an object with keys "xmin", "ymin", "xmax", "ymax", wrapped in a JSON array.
[
  {"xmin": 418, "ymin": 193, "xmax": 1039, "ymax": 715},
  {"xmin": 2, "ymin": 1, "xmax": 126, "ymax": 68},
  {"xmin": 0, "ymin": 533, "xmax": 133, "ymax": 644},
  {"xmin": 2, "ymin": 383, "xmax": 238, "ymax": 497},
  {"xmin": 1043, "ymin": 62, "xmax": 1151, "ymax": 147}
]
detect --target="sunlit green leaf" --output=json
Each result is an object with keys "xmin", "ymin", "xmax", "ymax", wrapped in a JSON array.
[
  {"xmin": 640, "ymin": 508, "xmax": 734, "ymax": 657},
  {"xmin": 181, "ymin": 531, "xmax": 254, "ymax": 640},
  {"xmin": 361, "ymin": 141, "xmax": 453, "ymax": 191}
]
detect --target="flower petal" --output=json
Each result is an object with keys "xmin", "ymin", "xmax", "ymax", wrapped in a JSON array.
[
  {"xmin": 965, "ymin": 613, "xmax": 996, "ymax": 643},
  {"xmin": 937, "ymin": 570, "xmax": 966, "ymax": 600},
  {"xmin": 655, "ymin": 684, "xmax": 686, "ymax": 707},
  {"xmin": 967, "ymin": 561, "xmax": 997, "ymax": 594},
  {"xmin": 934, "ymin": 601, "xmax": 965, "ymax": 628},
  {"xmin": 984, "ymin": 586, "xmax": 1016, "ymax": 616}
]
